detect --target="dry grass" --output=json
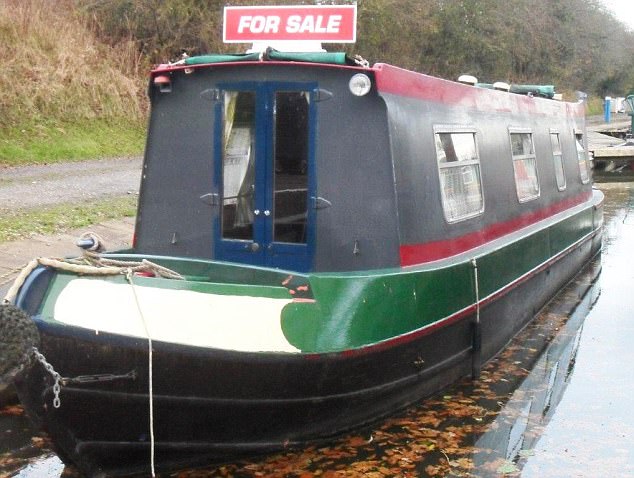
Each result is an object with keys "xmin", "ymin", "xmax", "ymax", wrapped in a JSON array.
[{"xmin": 0, "ymin": 0, "xmax": 147, "ymax": 128}]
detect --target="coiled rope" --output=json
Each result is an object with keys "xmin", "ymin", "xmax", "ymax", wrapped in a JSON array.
[
  {"xmin": 2, "ymin": 232, "xmax": 183, "ymax": 305},
  {"xmin": 125, "ymin": 269, "xmax": 156, "ymax": 477}
]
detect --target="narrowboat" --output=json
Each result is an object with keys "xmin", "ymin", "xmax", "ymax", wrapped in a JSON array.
[{"xmin": 3, "ymin": 32, "xmax": 603, "ymax": 478}]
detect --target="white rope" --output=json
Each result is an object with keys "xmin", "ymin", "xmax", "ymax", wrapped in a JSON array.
[
  {"xmin": 0, "ymin": 264, "xmax": 28, "ymax": 287},
  {"xmin": 2, "ymin": 252, "xmax": 183, "ymax": 305},
  {"xmin": 3, "ymin": 259, "xmax": 40, "ymax": 304},
  {"xmin": 471, "ymin": 258, "xmax": 480, "ymax": 323},
  {"xmin": 125, "ymin": 270, "xmax": 156, "ymax": 477}
]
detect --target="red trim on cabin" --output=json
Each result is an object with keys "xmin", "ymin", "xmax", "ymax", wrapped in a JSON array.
[
  {"xmin": 151, "ymin": 60, "xmax": 366, "ymax": 76},
  {"xmin": 371, "ymin": 63, "xmax": 586, "ymax": 117},
  {"xmin": 399, "ymin": 191, "xmax": 592, "ymax": 266}
]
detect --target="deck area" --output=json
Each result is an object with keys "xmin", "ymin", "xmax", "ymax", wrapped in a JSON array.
[{"xmin": 587, "ymin": 113, "xmax": 634, "ymax": 179}]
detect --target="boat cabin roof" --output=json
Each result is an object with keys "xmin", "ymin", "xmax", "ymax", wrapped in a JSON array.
[{"xmin": 152, "ymin": 50, "xmax": 559, "ymax": 101}]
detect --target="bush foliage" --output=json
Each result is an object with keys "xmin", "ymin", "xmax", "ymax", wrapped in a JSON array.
[
  {"xmin": 0, "ymin": 0, "xmax": 146, "ymax": 129},
  {"xmin": 77, "ymin": 0, "xmax": 634, "ymax": 96},
  {"xmin": 1, "ymin": 0, "xmax": 633, "ymax": 162}
]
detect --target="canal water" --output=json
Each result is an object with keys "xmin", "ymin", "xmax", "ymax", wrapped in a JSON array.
[{"xmin": 1, "ymin": 182, "xmax": 633, "ymax": 477}]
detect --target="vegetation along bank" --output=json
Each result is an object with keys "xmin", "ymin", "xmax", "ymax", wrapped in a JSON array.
[{"xmin": 1, "ymin": 0, "xmax": 633, "ymax": 166}]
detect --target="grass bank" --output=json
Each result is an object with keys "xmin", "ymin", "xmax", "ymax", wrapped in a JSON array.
[
  {"xmin": 0, "ymin": 119, "xmax": 146, "ymax": 166},
  {"xmin": 0, "ymin": 0, "xmax": 147, "ymax": 166},
  {"xmin": 586, "ymin": 96, "xmax": 605, "ymax": 116},
  {"xmin": 0, "ymin": 196, "xmax": 137, "ymax": 243}
]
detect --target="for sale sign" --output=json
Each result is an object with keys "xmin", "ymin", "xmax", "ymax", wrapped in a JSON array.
[{"xmin": 223, "ymin": 5, "xmax": 357, "ymax": 43}]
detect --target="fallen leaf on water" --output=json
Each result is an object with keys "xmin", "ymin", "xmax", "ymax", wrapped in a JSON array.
[
  {"xmin": 497, "ymin": 461, "xmax": 520, "ymax": 474},
  {"xmin": 31, "ymin": 436, "xmax": 48, "ymax": 448},
  {"xmin": 0, "ymin": 405, "xmax": 23, "ymax": 416},
  {"xmin": 346, "ymin": 436, "xmax": 369, "ymax": 447}
]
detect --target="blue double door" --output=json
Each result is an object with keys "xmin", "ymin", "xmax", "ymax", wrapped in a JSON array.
[{"xmin": 214, "ymin": 82, "xmax": 316, "ymax": 272}]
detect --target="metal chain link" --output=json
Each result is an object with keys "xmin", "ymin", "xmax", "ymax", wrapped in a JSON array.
[{"xmin": 31, "ymin": 347, "xmax": 62, "ymax": 408}]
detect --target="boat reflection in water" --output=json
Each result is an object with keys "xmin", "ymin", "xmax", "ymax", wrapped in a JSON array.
[{"xmin": 469, "ymin": 259, "xmax": 601, "ymax": 476}]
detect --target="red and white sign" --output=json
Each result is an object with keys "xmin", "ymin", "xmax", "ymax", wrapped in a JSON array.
[{"xmin": 223, "ymin": 5, "xmax": 357, "ymax": 43}]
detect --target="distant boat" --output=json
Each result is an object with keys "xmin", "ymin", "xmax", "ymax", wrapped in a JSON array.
[{"xmin": 6, "ymin": 44, "xmax": 602, "ymax": 478}]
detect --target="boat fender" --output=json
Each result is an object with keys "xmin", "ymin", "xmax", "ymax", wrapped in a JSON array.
[{"xmin": 0, "ymin": 304, "xmax": 40, "ymax": 386}]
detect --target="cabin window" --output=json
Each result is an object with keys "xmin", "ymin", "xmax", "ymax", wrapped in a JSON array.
[
  {"xmin": 509, "ymin": 131, "xmax": 540, "ymax": 202},
  {"xmin": 434, "ymin": 129, "xmax": 484, "ymax": 222},
  {"xmin": 273, "ymin": 91, "xmax": 309, "ymax": 244},
  {"xmin": 550, "ymin": 132, "xmax": 566, "ymax": 191},
  {"xmin": 575, "ymin": 133, "xmax": 590, "ymax": 183},
  {"xmin": 221, "ymin": 91, "xmax": 256, "ymax": 240}
]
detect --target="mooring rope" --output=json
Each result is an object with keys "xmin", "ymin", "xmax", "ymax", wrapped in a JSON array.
[
  {"xmin": 0, "ymin": 264, "xmax": 28, "ymax": 287},
  {"xmin": 125, "ymin": 270, "xmax": 156, "ymax": 478},
  {"xmin": 2, "ymin": 238, "xmax": 183, "ymax": 305}
]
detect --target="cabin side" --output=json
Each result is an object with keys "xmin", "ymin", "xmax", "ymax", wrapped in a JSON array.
[{"xmin": 372, "ymin": 63, "xmax": 593, "ymax": 267}]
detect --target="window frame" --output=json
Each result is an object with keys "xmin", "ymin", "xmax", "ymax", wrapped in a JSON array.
[
  {"xmin": 508, "ymin": 127, "xmax": 540, "ymax": 203},
  {"xmin": 549, "ymin": 129, "xmax": 566, "ymax": 191},
  {"xmin": 433, "ymin": 125, "xmax": 485, "ymax": 224},
  {"xmin": 575, "ymin": 130, "xmax": 590, "ymax": 184}
]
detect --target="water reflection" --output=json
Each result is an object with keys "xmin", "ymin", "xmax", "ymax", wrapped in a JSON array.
[
  {"xmin": 12, "ymin": 454, "xmax": 64, "ymax": 478},
  {"xmin": 470, "ymin": 263, "xmax": 600, "ymax": 476},
  {"xmin": 1, "ymin": 183, "xmax": 633, "ymax": 477},
  {"xmin": 518, "ymin": 184, "xmax": 634, "ymax": 477}
]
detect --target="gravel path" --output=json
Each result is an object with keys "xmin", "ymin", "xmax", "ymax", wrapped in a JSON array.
[
  {"xmin": 0, "ymin": 157, "xmax": 143, "ymax": 213},
  {"xmin": 0, "ymin": 115, "xmax": 619, "ymax": 214},
  {"xmin": 0, "ymin": 157, "xmax": 143, "ymax": 298}
]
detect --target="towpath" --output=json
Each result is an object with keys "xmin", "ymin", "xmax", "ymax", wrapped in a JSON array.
[
  {"xmin": 0, "ymin": 157, "xmax": 142, "ymax": 214},
  {"xmin": 0, "ymin": 157, "xmax": 141, "ymax": 297}
]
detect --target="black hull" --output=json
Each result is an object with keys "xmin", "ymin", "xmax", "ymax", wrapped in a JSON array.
[{"xmin": 14, "ymin": 236, "xmax": 600, "ymax": 477}]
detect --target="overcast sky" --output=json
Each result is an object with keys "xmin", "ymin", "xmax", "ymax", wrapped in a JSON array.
[{"xmin": 600, "ymin": 0, "xmax": 634, "ymax": 30}]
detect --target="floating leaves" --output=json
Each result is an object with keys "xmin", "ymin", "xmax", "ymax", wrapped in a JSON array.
[
  {"xmin": 496, "ymin": 461, "xmax": 520, "ymax": 474},
  {"xmin": 0, "ymin": 404, "xmax": 23, "ymax": 417}
]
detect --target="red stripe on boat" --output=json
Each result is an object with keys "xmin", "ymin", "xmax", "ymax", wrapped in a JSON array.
[
  {"xmin": 372, "ymin": 63, "xmax": 586, "ymax": 118},
  {"xmin": 400, "ymin": 191, "xmax": 592, "ymax": 266}
]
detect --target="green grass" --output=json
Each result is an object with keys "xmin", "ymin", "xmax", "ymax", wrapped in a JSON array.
[
  {"xmin": 0, "ymin": 196, "xmax": 137, "ymax": 243},
  {"xmin": 586, "ymin": 96, "xmax": 605, "ymax": 116},
  {"xmin": 0, "ymin": 118, "xmax": 146, "ymax": 166}
]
